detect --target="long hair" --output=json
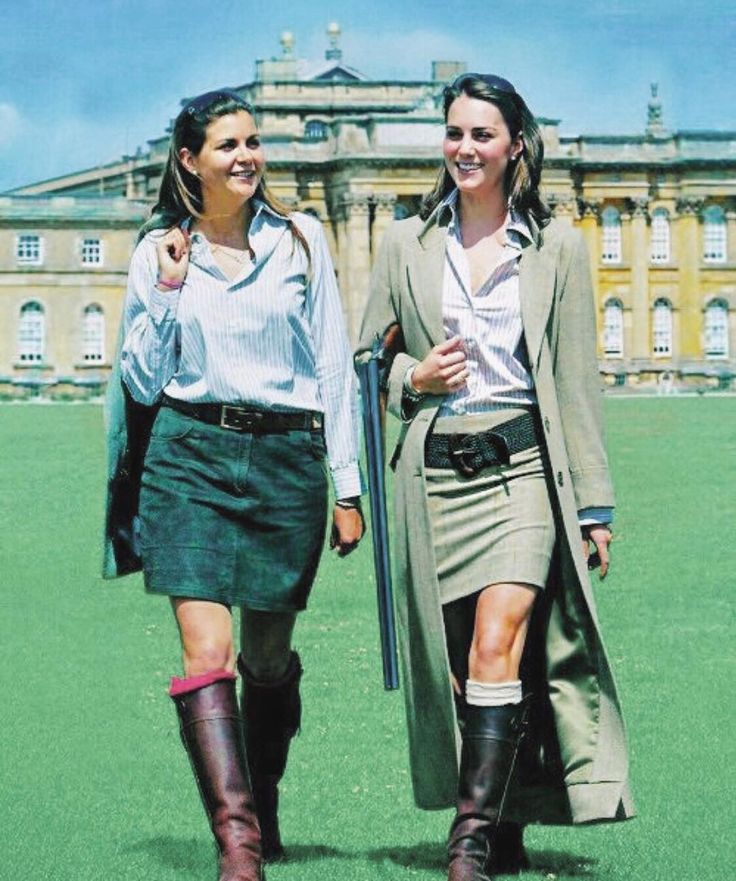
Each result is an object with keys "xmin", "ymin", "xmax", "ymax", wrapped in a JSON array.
[
  {"xmin": 420, "ymin": 74, "xmax": 551, "ymax": 228},
  {"xmin": 140, "ymin": 89, "xmax": 309, "ymax": 258}
]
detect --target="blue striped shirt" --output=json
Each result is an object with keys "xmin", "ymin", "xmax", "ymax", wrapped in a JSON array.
[{"xmin": 120, "ymin": 200, "xmax": 362, "ymax": 499}]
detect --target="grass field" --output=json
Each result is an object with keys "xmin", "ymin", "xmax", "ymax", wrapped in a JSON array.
[{"xmin": 1, "ymin": 398, "xmax": 734, "ymax": 881}]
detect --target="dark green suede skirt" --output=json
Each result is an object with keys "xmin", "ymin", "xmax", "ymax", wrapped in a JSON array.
[{"xmin": 139, "ymin": 405, "xmax": 328, "ymax": 610}]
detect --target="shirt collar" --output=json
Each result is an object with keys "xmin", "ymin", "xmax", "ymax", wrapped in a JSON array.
[{"xmin": 437, "ymin": 188, "xmax": 532, "ymax": 247}]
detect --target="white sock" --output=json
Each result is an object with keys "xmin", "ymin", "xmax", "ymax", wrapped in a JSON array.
[{"xmin": 466, "ymin": 678, "xmax": 522, "ymax": 707}]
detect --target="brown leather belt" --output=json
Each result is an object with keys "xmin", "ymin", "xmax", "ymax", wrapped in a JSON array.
[
  {"xmin": 162, "ymin": 395, "xmax": 323, "ymax": 433},
  {"xmin": 424, "ymin": 411, "xmax": 540, "ymax": 477}
]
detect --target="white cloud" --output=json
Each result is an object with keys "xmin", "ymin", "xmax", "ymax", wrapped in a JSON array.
[{"xmin": 0, "ymin": 103, "xmax": 23, "ymax": 148}]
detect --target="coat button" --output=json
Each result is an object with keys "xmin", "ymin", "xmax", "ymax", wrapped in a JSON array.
[
  {"xmin": 544, "ymin": 417, "xmax": 551, "ymax": 432},
  {"xmin": 557, "ymin": 471, "xmax": 564, "ymax": 486}
]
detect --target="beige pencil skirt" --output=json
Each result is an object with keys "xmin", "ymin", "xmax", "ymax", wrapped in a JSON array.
[{"xmin": 425, "ymin": 408, "xmax": 557, "ymax": 605}]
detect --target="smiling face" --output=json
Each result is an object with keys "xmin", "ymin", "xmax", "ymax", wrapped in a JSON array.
[
  {"xmin": 443, "ymin": 94, "xmax": 522, "ymax": 202},
  {"xmin": 179, "ymin": 110, "xmax": 264, "ymax": 209}
]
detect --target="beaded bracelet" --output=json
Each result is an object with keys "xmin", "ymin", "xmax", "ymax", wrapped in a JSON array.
[{"xmin": 157, "ymin": 277, "xmax": 184, "ymax": 291}]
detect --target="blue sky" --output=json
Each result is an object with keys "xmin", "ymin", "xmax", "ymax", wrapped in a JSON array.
[{"xmin": 1, "ymin": 0, "xmax": 734, "ymax": 193}]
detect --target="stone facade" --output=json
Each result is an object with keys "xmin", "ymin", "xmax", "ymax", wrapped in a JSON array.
[{"xmin": 2, "ymin": 28, "xmax": 734, "ymax": 397}]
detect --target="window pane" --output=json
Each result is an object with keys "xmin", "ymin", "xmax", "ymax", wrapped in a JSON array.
[
  {"xmin": 603, "ymin": 299, "xmax": 624, "ymax": 357},
  {"xmin": 16, "ymin": 234, "xmax": 43, "ymax": 265},
  {"xmin": 703, "ymin": 207, "xmax": 727, "ymax": 262},
  {"xmin": 81, "ymin": 237, "xmax": 103, "ymax": 265},
  {"xmin": 650, "ymin": 210, "xmax": 670, "ymax": 263},
  {"xmin": 18, "ymin": 301, "xmax": 45, "ymax": 361},
  {"xmin": 705, "ymin": 301, "xmax": 729, "ymax": 358},
  {"xmin": 601, "ymin": 208, "xmax": 622, "ymax": 263},
  {"xmin": 653, "ymin": 299, "xmax": 672, "ymax": 356},
  {"xmin": 82, "ymin": 304, "xmax": 105, "ymax": 362}
]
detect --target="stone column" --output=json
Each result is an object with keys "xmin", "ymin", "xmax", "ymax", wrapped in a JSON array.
[
  {"xmin": 371, "ymin": 193, "xmax": 397, "ymax": 259},
  {"xmin": 577, "ymin": 199, "xmax": 601, "ymax": 300},
  {"xmin": 629, "ymin": 197, "xmax": 650, "ymax": 361},
  {"xmin": 337, "ymin": 193, "xmax": 372, "ymax": 342},
  {"xmin": 675, "ymin": 198, "xmax": 705, "ymax": 360}
]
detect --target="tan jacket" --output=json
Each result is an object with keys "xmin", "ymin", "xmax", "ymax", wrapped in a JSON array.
[{"xmin": 357, "ymin": 210, "xmax": 635, "ymax": 823}]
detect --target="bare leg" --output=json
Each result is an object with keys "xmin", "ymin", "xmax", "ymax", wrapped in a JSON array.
[{"xmin": 171, "ymin": 597, "xmax": 235, "ymax": 675}]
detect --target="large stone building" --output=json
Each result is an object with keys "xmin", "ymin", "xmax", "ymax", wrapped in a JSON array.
[{"xmin": 1, "ymin": 25, "xmax": 734, "ymax": 397}]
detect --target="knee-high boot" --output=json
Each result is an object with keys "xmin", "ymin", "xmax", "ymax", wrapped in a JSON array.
[
  {"xmin": 238, "ymin": 652, "xmax": 302, "ymax": 862},
  {"xmin": 447, "ymin": 700, "xmax": 529, "ymax": 881},
  {"xmin": 171, "ymin": 675, "xmax": 264, "ymax": 881}
]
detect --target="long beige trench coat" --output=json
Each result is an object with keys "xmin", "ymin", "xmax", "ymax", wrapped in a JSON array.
[{"xmin": 356, "ymin": 209, "xmax": 635, "ymax": 824}]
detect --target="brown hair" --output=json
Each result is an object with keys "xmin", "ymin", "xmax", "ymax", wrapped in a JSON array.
[
  {"xmin": 420, "ymin": 73, "xmax": 551, "ymax": 228},
  {"xmin": 140, "ymin": 89, "xmax": 309, "ymax": 258}
]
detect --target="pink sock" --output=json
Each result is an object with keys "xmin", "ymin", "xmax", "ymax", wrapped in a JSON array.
[{"xmin": 168, "ymin": 669, "xmax": 236, "ymax": 697}]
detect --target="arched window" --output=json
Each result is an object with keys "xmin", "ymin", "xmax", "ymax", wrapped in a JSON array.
[
  {"xmin": 603, "ymin": 298, "xmax": 624, "ymax": 357},
  {"xmin": 601, "ymin": 207, "xmax": 622, "ymax": 264},
  {"xmin": 704, "ymin": 299, "xmax": 729, "ymax": 358},
  {"xmin": 304, "ymin": 120, "xmax": 328, "ymax": 141},
  {"xmin": 18, "ymin": 301, "xmax": 45, "ymax": 362},
  {"xmin": 82, "ymin": 304, "xmax": 105, "ymax": 362},
  {"xmin": 652, "ymin": 298, "xmax": 672, "ymax": 357},
  {"xmin": 703, "ymin": 205, "xmax": 727, "ymax": 263},
  {"xmin": 650, "ymin": 208, "xmax": 670, "ymax": 263}
]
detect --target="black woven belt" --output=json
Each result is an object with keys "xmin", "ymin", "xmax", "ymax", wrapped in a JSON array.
[
  {"xmin": 424, "ymin": 411, "xmax": 540, "ymax": 477},
  {"xmin": 162, "ymin": 395, "xmax": 323, "ymax": 433}
]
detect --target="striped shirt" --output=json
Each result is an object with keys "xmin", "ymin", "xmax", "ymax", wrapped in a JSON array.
[
  {"xmin": 120, "ymin": 200, "xmax": 362, "ymax": 499},
  {"xmin": 439, "ymin": 189, "xmax": 536, "ymax": 416},
  {"xmin": 433, "ymin": 190, "xmax": 611, "ymax": 525}
]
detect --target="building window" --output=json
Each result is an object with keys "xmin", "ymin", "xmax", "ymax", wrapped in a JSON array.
[
  {"xmin": 601, "ymin": 207, "xmax": 622, "ymax": 264},
  {"xmin": 603, "ymin": 298, "xmax": 624, "ymax": 357},
  {"xmin": 82, "ymin": 304, "xmax": 105, "ymax": 362},
  {"xmin": 650, "ymin": 209, "xmax": 670, "ymax": 263},
  {"xmin": 304, "ymin": 120, "xmax": 328, "ymax": 141},
  {"xmin": 703, "ymin": 205, "xmax": 727, "ymax": 263},
  {"xmin": 81, "ymin": 237, "xmax": 103, "ymax": 266},
  {"xmin": 652, "ymin": 298, "xmax": 672, "ymax": 357},
  {"xmin": 18, "ymin": 301, "xmax": 45, "ymax": 362},
  {"xmin": 704, "ymin": 299, "xmax": 729, "ymax": 358},
  {"xmin": 16, "ymin": 234, "xmax": 44, "ymax": 266}
]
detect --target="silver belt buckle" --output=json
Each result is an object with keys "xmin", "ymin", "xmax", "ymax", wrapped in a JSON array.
[{"xmin": 220, "ymin": 406, "xmax": 263, "ymax": 431}]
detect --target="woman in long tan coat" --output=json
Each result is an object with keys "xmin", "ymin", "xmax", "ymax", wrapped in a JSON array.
[{"xmin": 357, "ymin": 73, "xmax": 634, "ymax": 881}]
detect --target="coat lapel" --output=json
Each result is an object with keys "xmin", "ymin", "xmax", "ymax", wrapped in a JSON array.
[
  {"xmin": 518, "ymin": 233, "xmax": 557, "ymax": 370},
  {"xmin": 405, "ymin": 222, "xmax": 447, "ymax": 346}
]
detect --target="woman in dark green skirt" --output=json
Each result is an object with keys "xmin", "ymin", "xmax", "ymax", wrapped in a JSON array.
[{"xmin": 109, "ymin": 90, "xmax": 363, "ymax": 881}]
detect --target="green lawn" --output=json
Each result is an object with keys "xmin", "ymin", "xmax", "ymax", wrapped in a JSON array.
[{"xmin": 1, "ymin": 398, "xmax": 734, "ymax": 880}]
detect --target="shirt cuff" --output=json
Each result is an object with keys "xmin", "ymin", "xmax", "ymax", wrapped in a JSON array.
[
  {"xmin": 331, "ymin": 463, "xmax": 363, "ymax": 500},
  {"xmin": 149, "ymin": 284, "xmax": 181, "ymax": 325},
  {"xmin": 578, "ymin": 506, "xmax": 613, "ymax": 526}
]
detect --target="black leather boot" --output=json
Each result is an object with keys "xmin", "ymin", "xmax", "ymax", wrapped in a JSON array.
[
  {"xmin": 238, "ymin": 652, "xmax": 302, "ymax": 862},
  {"xmin": 171, "ymin": 678, "xmax": 264, "ymax": 881},
  {"xmin": 447, "ymin": 700, "xmax": 529, "ymax": 881},
  {"xmin": 488, "ymin": 821, "xmax": 530, "ymax": 875}
]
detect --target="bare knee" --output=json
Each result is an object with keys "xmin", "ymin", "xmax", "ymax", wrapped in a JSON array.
[
  {"xmin": 182, "ymin": 640, "xmax": 235, "ymax": 676},
  {"xmin": 469, "ymin": 624, "xmax": 517, "ymax": 681}
]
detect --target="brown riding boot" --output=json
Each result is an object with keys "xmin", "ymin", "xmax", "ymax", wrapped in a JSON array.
[
  {"xmin": 238, "ymin": 652, "xmax": 302, "ymax": 862},
  {"xmin": 171, "ymin": 674, "xmax": 264, "ymax": 881},
  {"xmin": 447, "ymin": 700, "xmax": 529, "ymax": 881}
]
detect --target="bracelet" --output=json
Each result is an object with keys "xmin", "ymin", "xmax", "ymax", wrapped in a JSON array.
[
  {"xmin": 157, "ymin": 277, "xmax": 184, "ymax": 291},
  {"xmin": 403, "ymin": 366, "xmax": 424, "ymax": 403},
  {"xmin": 336, "ymin": 497, "xmax": 362, "ymax": 510}
]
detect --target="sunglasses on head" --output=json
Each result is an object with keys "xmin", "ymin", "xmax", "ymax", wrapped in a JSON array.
[
  {"xmin": 452, "ymin": 72, "xmax": 516, "ymax": 94},
  {"xmin": 184, "ymin": 89, "xmax": 253, "ymax": 116}
]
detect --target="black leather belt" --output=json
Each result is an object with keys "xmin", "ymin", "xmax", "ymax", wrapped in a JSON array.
[
  {"xmin": 162, "ymin": 395, "xmax": 323, "ymax": 433},
  {"xmin": 425, "ymin": 411, "xmax": 540, "ymax": 477}
]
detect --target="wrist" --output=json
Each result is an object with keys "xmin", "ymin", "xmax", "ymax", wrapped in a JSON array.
[
  {"xmin": 335, "ymin": 496, "xmax": 362, "ymax": 510},
  {"xmin": 404, "ymin": 366, "xmax": 425, "ymax": 400},
  {"xmin": 156, "ymin": 276, "xmax": 184, "ymax": 291}
]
